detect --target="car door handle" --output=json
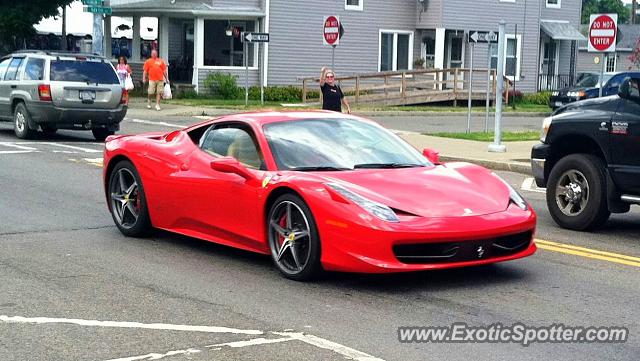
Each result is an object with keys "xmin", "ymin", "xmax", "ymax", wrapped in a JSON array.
[{"xmin": 10, "ymin": 85, "xmax": 16, "ymax": 89}]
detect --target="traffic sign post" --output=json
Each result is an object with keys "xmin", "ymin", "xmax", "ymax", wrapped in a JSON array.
[
  {"xmin": 242, "ymin": 32, "xmax": 270, "ymax": 105},
  {"xmin": 467, "ymin": 41, "xmax": 474, "ymax": 134},
  {"xmin": 469, "ymin": 30, "xmax": 498, "ymax": 132},
  {"xmin": 488, "ymin": 21, "xmax": 507, "ymax": 153},
  {"xmin": 589, "ymin": 14, "xmax": 617, "ymax": 98}
]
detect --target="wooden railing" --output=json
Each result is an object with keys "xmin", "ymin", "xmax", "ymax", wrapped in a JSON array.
[{"xmin": 301, "ymin": 68, "xmax": 514, "ymax": 106}]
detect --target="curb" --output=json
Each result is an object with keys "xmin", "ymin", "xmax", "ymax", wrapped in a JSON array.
[
  {"xmin": 356, "ymin": 111, "xmax": 550, "ymax": 117},
  {"xmin": 440, "ymin": 155, "xmax": 532, "ymax": 175}
]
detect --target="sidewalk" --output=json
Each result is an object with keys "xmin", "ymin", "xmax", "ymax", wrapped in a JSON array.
[{"xmin": 398, "ymin": 131, "xmax": 535, "ymax": 175}]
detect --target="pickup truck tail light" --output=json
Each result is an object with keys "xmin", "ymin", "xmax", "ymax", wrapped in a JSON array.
[
  {"xmin": 121, "ymin": 89, "xmax": 129, "ymax": 105},
  {"xmin": 38, "ymin": 84, "xmax": 52, "ymax": 101}
]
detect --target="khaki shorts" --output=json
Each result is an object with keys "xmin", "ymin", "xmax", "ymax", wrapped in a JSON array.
[{"xmin": 148, "ymin": 80, "xmax": 164, "ymax": 95}]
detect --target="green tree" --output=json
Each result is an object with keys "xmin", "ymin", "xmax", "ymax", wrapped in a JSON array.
[
  {"xmin": 582, "ymin": 0, "xmax": 630, "ymax": 24},
  {"xmin": 0, "ymin": 0, "xmax": 74, "ymax": 44}
]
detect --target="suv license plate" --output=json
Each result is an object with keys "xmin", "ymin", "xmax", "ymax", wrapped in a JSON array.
[
  {"xmin": 79, "ymin": 90, "xmax": 96, "ymax": 100},
  {"xmin": 555, "ymin": 101, "xmax": 563, "ymax": 107}
]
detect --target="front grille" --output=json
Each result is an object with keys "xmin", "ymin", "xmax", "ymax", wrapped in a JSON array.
[{"xmin": 393, "ymin": 231, "xmax": 532, "ymax": 264}]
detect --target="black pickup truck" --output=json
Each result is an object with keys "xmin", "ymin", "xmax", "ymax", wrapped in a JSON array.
[{"xmin": 531, "ymin": 77, "xmax": 640, "ymax": 230}]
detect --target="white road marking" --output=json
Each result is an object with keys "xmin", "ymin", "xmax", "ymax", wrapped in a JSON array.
[
  {"xmin": 127, "ymin": 118, "xmax": 186, "ymax": 129},
  {"xmin": 207, "ymin": 336, "xmax": 294, "ymax": 349},
  {"xmin": 520, "ymin": 177, "xmax": 546, "ymax": 194},
  {"xmin": 106, "ymin": 348, "xmax": 201, "ymax": 361},
  {"xmin": 0, "ymin": 150, "xmax": 35, "ymax": 155},
  {"xmin": 1, "ymin": 314, "xmax": 384, "ymax": 361},
  {"xmin": 41, "ymin": 142, "xmax": 103, "ymax": 153},
  {"xmin": 274, "ymin": 332, "xmax": 385, "ymax": 361},
  {"xmin": 0, "ymin": 315, "xmax": 263, "ymax": 335},
  {"xmin": 0, "ymin": 142, "xmax": 37, "ymax": 151},
  {"xmin": 83, "ymin": 157, "xmax": 104, "ymax": 167},
  {"xmin": 193, "ymin": 115, "xmax": 211, "ymax": 120}
]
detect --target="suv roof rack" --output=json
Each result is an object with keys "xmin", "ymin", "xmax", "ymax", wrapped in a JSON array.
[{"xmin": 12, "ymin": 49, "xmax": 105, "ymax": 58}]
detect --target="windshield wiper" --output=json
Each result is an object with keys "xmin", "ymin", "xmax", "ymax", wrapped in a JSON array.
[
  {"xmin": 353, "ymin": 163, "xmax": 424, "ymax": 169},
  {"xmin": 288, "ymin": 166, "xmax": 351, "ymax": 172}
]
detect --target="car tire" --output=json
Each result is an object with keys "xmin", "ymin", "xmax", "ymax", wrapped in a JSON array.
[
  {"xmin": 546, "ymin": 154, "xmax": 610, "ymax": 231},
  {"xmin": 108, "ymin": 160, "xmax": 152, "ymax": 237},
  {"xmin": 93, "ymin": 128, "xmax": 115, "ymax": 142},
  {"xmin": 13, "ymin": 103, "xmax": 35, "ymax": 139},
  {"xmin": 267, "ymin": 193, "xmax": 322, "ymax": 281}
]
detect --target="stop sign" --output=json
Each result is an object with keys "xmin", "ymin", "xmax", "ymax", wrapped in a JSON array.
[
  {"xmin": 589, "ymin": 13, "xmax": 617, "ymax": 52},
  {"xmin": 323, "ymin": 16, "xmax": 340, "ymax": 46}
]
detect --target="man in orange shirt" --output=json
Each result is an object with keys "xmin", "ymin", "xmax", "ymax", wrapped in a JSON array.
[{"xmin": 142, "ymin": 49, "xmax": 168, "ymax": 111}]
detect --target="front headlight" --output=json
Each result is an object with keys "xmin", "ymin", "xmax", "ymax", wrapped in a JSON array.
[
  {"xmin": 326, "ymin": 183, "xmax": 399, "ymax": 222},
  {"xmin": 567, "ymin": 91, "xmax": 586, "ymax": 98},
  {"xmin": 541, "ymin": 116, "xmax": 553, "ymax": 142},
  {"xmin": 492, "ymin": 174, "xmax": 528, "ymax": 211}
]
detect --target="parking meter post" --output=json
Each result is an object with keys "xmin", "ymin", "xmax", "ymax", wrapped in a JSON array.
[{"xmin": 488, "ymin": 20, "xmax": 507, "ymax": 153}]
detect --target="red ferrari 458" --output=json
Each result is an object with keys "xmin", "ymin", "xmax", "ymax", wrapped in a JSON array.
[{"xmin": 103, "ymin": 111, "xmax": 536, "ymax": 280}]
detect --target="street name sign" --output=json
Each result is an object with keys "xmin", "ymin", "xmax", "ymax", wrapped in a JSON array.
[
  {"xmin": 82, "ymin": 0, "xmax": 103, "ymax": 6},
  {"xmin": 589, "ymin": 13, "xmax": 617, "ymax": 52},
  {"xmin": 84, "ymin": 6, "xmax": 112, "ymax": 15},
  {"xmin": 470, "ymin": 31, "xmax": 498, "ymax": 43}
]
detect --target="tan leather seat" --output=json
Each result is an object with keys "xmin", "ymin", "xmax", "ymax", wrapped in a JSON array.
[{"xmin": 227, "ymin": 132, "xmax": 262, "ymax": 169}]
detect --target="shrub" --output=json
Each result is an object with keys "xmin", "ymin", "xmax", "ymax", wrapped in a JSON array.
[
  {"xmin": 246, "ymin": 86, "xmax": 304, "ymax": 103},
  {"xmin": 520, "ymin": 91, "xmax": 551, "ymax": 105},
  {"xmin": 203, "ymin": 72, "xmax": 242, "ymax": 99}
]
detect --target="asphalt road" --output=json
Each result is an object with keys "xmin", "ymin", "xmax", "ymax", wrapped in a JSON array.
[{"xmin": 0, "ymin": 115, "xmax": 639, "ymax": 361}]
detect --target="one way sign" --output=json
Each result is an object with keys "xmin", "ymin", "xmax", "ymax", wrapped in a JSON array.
[
  {"xmin": 469, "ymin": 31, "xmax": 498, "ymax": 43},
  {"xmin": 242, "ymin": 32, "xmax": 270, "ymax": 43}
]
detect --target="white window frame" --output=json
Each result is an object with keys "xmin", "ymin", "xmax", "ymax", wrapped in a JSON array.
[
  {"xmin": 345, "ymin": 0, "xmax": 363, "ymax": 11},
  {"xmin": 378, "ymin": 29, "xmax": 414, "ymax": 72},
  {"xmin": 503, "ymin": 34, "xmax": 522, "ymax": 81},
  {"xmin": 606, "ymin": 54, "xmax": 617, "ymax": 72},
  {"xmin": 546, "ymin": 0, "xmax": 561, "ymax": 9},
  {"xmin": 200, "ymin": 19, "xmax": 260, "ymax": 70}
]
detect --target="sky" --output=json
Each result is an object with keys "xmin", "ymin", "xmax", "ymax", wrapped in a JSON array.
[{"xmin": 35, "ymin": 0, "xmax": 157, "ymax": 39}]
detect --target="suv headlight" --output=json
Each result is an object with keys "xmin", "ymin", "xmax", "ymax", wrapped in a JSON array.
[
  {"xmin": 326, "ymin": 183, "xmax": 399, "ymax": 222},
  {"xmin": 492, "ymin": 174, "xmax": 528, "ymax": 211},
  {"xmin": 541, "ymin": 116, "xmax": 553, "ymax": 142}
]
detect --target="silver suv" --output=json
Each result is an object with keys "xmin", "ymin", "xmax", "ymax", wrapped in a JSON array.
[{"xmin": 0, "ymin": 50, "xmax": 127, "ymax": 141}]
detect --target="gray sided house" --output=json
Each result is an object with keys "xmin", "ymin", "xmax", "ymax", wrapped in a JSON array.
[
  {"xmin": 109, "ymin": 0, "xmax": 583, "ymax": 94},
  {"xmin": 577, "ymin": 24, "xmax": 640, "ymax": 73}
]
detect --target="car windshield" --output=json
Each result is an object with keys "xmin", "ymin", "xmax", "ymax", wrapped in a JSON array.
[
  {"xmin": 576, "ymin": 74, "xmax": 612, "ymax": 88},
  {"xmin": 50, "ymin": 59, "xmax": 119, "ymax": 84},
  {"xmin": 263, "ymin": 118, "xmax": 431, "ymax": 171}
]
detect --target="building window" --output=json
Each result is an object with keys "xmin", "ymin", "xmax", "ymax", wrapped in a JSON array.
[
  {"xmin": 546, "ymin": 0, "xmax": 561, "ymax": 8},
  {"xmin": 422, "ymin": 35, "xmax": 436, "ymax": 68},
  {"xmin": 203, "ymin": 20, "xmax": 256, "ymax": 67},
  {"xmin": 345, "ymin": 0, "xmax": 363, "ymax": 11},
  {"xmin": 489, "ymin": 35, "xmax": 522, "ymax": 80},
  {"xmin": 606, "ymin": 54, "xmax": 616, "ymax": 72},
  {"xmin": 379, "ymin": 30, "xmax": 414, "ymax": 71}
]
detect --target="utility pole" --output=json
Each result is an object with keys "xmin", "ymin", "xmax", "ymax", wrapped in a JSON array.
[
  {"xmin": 633, "ymin": 0, "xmax": 638, "ymax": 25},
  {"xmin": 61, "ymin": 5, "xmax": 67, "ymax": 50}
]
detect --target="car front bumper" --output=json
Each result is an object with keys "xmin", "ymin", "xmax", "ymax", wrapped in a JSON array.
[
  {"xmin": 531, "ymin": 143, "xmax": 551, "ymax": 188},
  {"xmin": 27, "ymin": 101, "xmax": 127, "ymax": 131},
  {"xmin": 317, "ymin": 204, "xmax": 537, "ymax": 273}
]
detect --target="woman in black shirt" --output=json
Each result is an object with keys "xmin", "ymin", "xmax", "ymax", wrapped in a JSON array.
[{"xmin": 320, "ymin": 66, "xmax": 351, "ymax": 113}]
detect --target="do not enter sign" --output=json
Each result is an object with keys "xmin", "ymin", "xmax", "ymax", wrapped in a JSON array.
[
  {"xmin": 589, "ymin": 13, "xmax": 617, "ymax": 52},
  {"xmin": 323, "ymin": 15, "xmax": 341, "ymax": 46}
]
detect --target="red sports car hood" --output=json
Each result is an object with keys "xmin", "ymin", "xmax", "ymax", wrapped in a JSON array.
[{"xmin": 320, "ymin": 163, "xmax": 511, "ymax": 218}]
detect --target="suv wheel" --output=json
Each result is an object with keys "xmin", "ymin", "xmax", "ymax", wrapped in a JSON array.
[
  {"xmin": 92, "ymin": 128, "xmax": 115, "ymax": 142},
  {"xmin": 546, "ymin": 154, "xmax": 610, "ymax": 231},
  {"xmin": 14, "ymin": 103, "xmax": 35, "ymax": 139}
]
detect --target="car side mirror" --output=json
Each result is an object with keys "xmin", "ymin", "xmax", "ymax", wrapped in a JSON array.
[
  {"xmin": 210, "ymin": 157, "xmax": 255, "ymax": 180},
  {"xmin": 618, "ymin": 77, "xmax": 632, "ymax": 100},
  {"xmin": 422, "ymin": 148, "xmax": 440, "ymax": 164}
]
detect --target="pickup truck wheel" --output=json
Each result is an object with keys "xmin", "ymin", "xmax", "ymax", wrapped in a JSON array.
[
  {"xmin": 13, "ymin": 103, "xmax": 35, "ymax": 139},
  {"xmin": 546, "ymin": 154, "xmax": 610, "ymax": 231},
  {"xmin": 92, "ymin": 128, "xmax": 115, "ymax": 142}
]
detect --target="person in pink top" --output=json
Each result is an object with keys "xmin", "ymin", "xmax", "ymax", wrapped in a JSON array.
[{"xmin": 116, "ymin": 56, "xmax": 132, "ymax": 86}]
